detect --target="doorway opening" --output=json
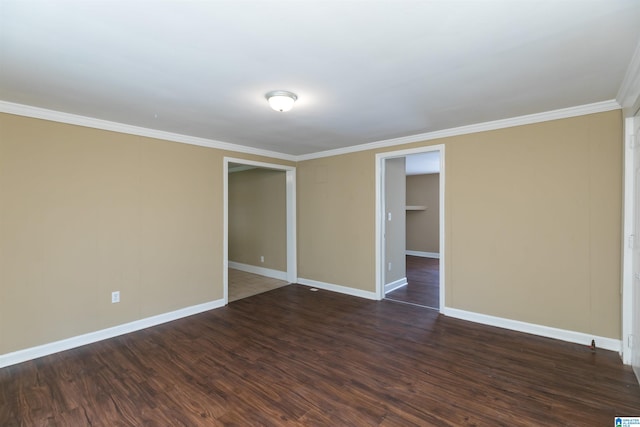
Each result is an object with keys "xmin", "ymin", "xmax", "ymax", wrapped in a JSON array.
[
  {"xmin": 375, "ymin": 145, "xmax": 445, "ymax": 311},
  {"xmin": 223, "ymin": 158, "xmax": 296, "ymax": 304}
]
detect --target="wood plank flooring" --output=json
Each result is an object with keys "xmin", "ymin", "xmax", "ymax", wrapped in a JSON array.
[
  {"xmin": 2, "ymin": 284, "xmax": 639, "ymax": 426},
  {"xmin": 386, "ymin": 256, "xmax": 439, "ymax": 308}
]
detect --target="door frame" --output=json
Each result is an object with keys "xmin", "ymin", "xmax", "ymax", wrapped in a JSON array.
[
  {"xmin": 375, "ymin": 144, "xmax": 445, "ymax": 307},
  {"xmin": 622, "ymin": 112, "xmax": 640, "ymax": 366},
  {"xmin": 223, "ymin": 157, "xmax": 297, "ymax": 305}
]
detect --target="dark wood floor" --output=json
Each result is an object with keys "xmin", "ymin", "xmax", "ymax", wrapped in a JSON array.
[
  {"xmin": 2, "ymin": 285, "xmax": 639, "ymax": 426},
  {"xmin": 386, "ymin": 255, "xmax": 439, "ymax": 308}
]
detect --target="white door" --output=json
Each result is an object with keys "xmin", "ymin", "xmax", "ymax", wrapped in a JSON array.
[{"xmin": 632, "ymin": 114, "xmax": 640, "ymax": 379}]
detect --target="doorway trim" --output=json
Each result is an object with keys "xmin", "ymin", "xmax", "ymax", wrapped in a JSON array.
[
  {"xmin": 223, "ymin": 157, "xmax": 297, "ymax": 305},
  {"xmin": 622, "ymin": 112, "xmax": 640, "ymax": 365},
  {"xmin": 375, "ymin": 145, "xmax": 445, "ymax": 308}
]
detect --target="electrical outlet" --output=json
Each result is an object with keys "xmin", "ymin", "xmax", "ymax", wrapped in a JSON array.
[
  {"xmin": 260, "ymin": 256, "xmax": 264, "ymax": 263},
  {"xmin": 111, "ymin": 291, "xmax": 120, "ymax": 304}
]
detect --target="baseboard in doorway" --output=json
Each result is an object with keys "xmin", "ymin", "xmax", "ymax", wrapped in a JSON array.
[
  {"xmin": 406, "ymin": 251, "xmax": 440, "ymax": 259},
  {"xmin": 384, "ymin": 277, "xmax": 408, "ymax": 293},
  {"xmin": 228, "ymin": 261, "xmax": 287, "ymax": 281}
]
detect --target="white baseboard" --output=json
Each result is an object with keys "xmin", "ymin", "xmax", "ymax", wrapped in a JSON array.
[
  {"xmin": 6, "ymin": 293, "xmax": 618, "ymax": 368},
  {"xmin": 297, "ymin": 277, "xmax": 379, "ymax": 300},
  {"xmin": 442, "ymin": 307, "xmax": 622, "ymax": 353},
  {"xmin": 0, "ymin": 298, "xmax": 225, "ymax": 368},
  {"xmin": 385, "ymin": 277, "xmax": 408, "ymax": 293},
  {"xmin": 406, "ymin": 250, "xmax": 440, "ymax": 259},
  {"xmin": 228, "ymin": 261, "xmax": 288, "ymax": 281}
]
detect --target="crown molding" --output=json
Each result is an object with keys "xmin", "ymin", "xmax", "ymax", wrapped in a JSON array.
[
  {"xmin": 617, "ymin": 38, "xmax": 640, "ymax": 114},
  {"xmin": 1, "ymin": 99, "xmax": 621, "ymax": 163},
  {"xmin": 296, "ymin": 99, "xmax": 621, "ymax": 161},
  {"xmin": 0, "ymin": 101, "xmax": 297, "ymax": 162}
]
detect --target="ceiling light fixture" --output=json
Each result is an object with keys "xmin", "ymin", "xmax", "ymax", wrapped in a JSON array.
[{"xmin": 265, "ymin": 90, "xmax": 298, "ymax": 112}]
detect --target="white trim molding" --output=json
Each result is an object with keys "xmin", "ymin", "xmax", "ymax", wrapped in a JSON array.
[
  {"xmin": 1, "ymin": 99, "xmax": 621, "ymax": 163},
  {"xmin": 443, "ymin": 307, "xmax": 621, "ymax": 353},
  {"xmin": 622, "ymin": 114, "xmax": 639, "ymax": 365},
  {"xmin": 0, "ymin": 299, "xmax": 225, "ymax": 368},
  {"xmin": 384, "ymin": 277, "xmax": 408, "ymax": 293},
  {"xmin": 0, "ymin": 101, "xmax": 297, "ymax": 162},
  {"xmin": 298, "ymin": 100, "xmax": 620, "ymax": 161},
  {"xmin": 228, "ymin": 261, "xmax": 288, "ymax": 281},
  {"xmin": 297, "ymin": 278, "xmax": 378, "ymax": 300},
  {"xmin": 406, "ymin": 250, "xmax": 440, "ymax": 259}
]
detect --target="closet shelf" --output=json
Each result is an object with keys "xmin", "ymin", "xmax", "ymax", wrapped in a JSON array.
[{"xmin": 405, "ymin": 205, "xmax": 426, "ymax": 211}]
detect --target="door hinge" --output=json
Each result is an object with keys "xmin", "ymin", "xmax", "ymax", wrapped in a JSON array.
[
  {"xmin": 629, "ymin": 334, "xmax": 634, "ymax": 349},
  {"xmin": 630, "ymin": 134, "xmax": 637, "ymax": 150},
  {"xmin": 629, "ymin": 234, "xmax": 635, "ymax": 249}
]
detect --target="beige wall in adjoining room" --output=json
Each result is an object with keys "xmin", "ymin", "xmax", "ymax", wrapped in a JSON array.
[
  {"xmin": 296, "ymin": 110, "xmax": 622, "ymax": 339},
  {"xmin": 0, "ymin": 113, "xmax": 293, "ymax": 355},
  {"xmin": 228, "ymin": 168, "xmax": 287, "ymax": 271},
  {"xmin": 406, "ymin": 174, "xmax": 440, "ymax": 254}
]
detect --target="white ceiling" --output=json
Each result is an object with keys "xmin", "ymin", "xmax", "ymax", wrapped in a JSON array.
[{"xmin": 1, "ymin": 1, "xmax": 639, "ymax": 157}]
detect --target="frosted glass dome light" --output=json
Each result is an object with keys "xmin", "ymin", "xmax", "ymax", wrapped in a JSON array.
[{"xmin": 266, "ymin": 90, "xmax": 298, "ymax": 112}]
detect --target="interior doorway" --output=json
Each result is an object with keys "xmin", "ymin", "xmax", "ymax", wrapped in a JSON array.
[
  {"xmin": 223, "ymin": 157, "xmax": 296, "ymax": 305},
  {"xmin": 387, "ymin": 155, "xmax": 441, "ymax": 309},
  {"xmin": 375, "ymin": 145, "xmax": 445, "ymax": 310}
]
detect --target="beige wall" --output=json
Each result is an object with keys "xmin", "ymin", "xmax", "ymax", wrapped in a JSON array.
[
  {"xmin": 0, "ymin": 109, "xmax": 624, "ymax": 356},
  {"xmin": 228, "ymin": 168, "xmax": 287, "ymax": 271},
  {"xmin": 0, "ymin": 113, "xmax": 292, "ymax": 355},
  {"xmin": 297, "ymin": 151, "xmax": 376, "ymax": 290},
  {"xmin": 445, "ymin": 112, "xmax": 621, "ymax": 339},
  {"xmin": 406, "ymin": 174, "xmax": 440, "ymax": 253},
  {"xmin": 297, "ymin": 110, "xmax": 622, "ymax": 339}
]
